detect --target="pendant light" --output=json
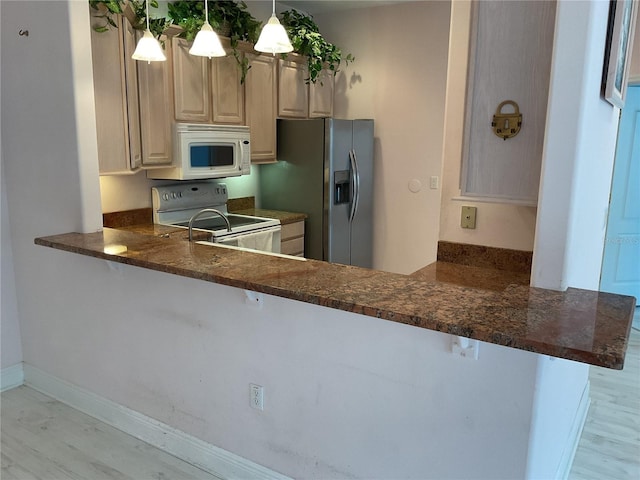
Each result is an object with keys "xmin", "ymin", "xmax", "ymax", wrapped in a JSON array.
[
  {"xmin": 189, "ymin": 0, "xmax": 226, "ymax": 58},
  {"xmin": 132, "ymin": 0, "xmax": 166, "ymax": 63},
  {"xmin": 254, "ymin": 0, "xmax": 293, "ymax": 55}
]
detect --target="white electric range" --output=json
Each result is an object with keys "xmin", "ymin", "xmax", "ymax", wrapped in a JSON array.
[{"xmin": 152, "ymin": 182, "xmax": 281, "ymax": 252}]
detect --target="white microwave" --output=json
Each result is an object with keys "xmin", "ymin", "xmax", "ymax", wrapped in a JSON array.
[{"xmin": 147, "ymin": 123, "xmax": 251, "ymax": 180}]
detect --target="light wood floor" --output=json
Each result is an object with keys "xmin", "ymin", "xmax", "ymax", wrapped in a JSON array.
[
  {"xmin": 1, "ymin": 386, "xmax": 222, "ymax": 480},
  {"xmin": 569, "ymin": 324, "xmax": 640, "ymax": 480}
]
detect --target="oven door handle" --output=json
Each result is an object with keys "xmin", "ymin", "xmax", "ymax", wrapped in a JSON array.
[
  {"xmin": 213, "ymin": 225, "xmax": 281, "ymax": 241},
  {"xmin": 214, "ymin": 225, "xmax": 281, "ymax": 253}
]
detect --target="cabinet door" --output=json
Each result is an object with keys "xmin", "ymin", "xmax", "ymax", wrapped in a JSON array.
[
  {"xmin": 122, "ymin": 19, "xmax": 142, "ymax": 170},
  {"xmin": 91, "ymin": 14, "xmax": 140, "ymax": 174},
  {"xmin": 280, "ymin": 221, "xmax": 305, "ymax": 256},
  {"xmin": 278, "ymin": 58, "xmax": 309, "ymax": 118},
  {"xmin": 211, "ymin": 53, "xmax": 244, "ymax": 124},
  {"xmin": 245, "ymin": 54, "xmax": 277, "ymax": 162},
  {"xmin": 461, "ymin": 1, "xmax": 555, "ymax": 203},
  {"xmin": 137, "ymin": 36, "xmax": 173, "ymax": 166},
  {"xmin": 172, "ymin": 37, "xmax": 210, "ymax": 122},
  {"xmin": 309, "ymin": 69, "xmax": 334, "ymax": 118}
]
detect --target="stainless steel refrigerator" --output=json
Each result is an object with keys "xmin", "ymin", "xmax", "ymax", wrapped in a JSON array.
[{"xmin": 260, "ymin": 118, "xmax": 374, "ymax": 268}]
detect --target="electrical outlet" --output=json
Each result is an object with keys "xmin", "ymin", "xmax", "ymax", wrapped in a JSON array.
[
  {"xmin": 430, "ymin": 176, "xmax": 439, "ymax": 189},
  {"xmin": 250, "ymin": 384, "xmax": 264, "ymax": 410},
  {"xmin": 461, "ymin": 206, "xmax": 477, "ymax": 229}
]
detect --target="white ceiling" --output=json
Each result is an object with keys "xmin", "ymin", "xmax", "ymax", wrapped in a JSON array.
[{"xmin": 280, "ymin": 0, "xmax": 411, "ymax": 16}]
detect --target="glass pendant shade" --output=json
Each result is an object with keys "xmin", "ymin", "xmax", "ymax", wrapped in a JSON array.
[
  {"xmin": 254, "ymin": 14, "xmax": 293, "ymax": 55},
  {"xmin": 189, "ymin": 23, "xmax": 226, "ymax": 58},
  {"xmin": 132, "ymin": 29, "xmax": 167, "ymax": 62}
]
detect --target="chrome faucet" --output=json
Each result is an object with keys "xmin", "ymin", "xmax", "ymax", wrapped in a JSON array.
[{"xmin": 188, "ymin": 208, "xmax": 232, "ymax": 241}]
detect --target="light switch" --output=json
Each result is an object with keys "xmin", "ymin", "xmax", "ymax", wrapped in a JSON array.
[{"xmin": 461, "ymin": 206, "xmax": 477, "ymax": 229}]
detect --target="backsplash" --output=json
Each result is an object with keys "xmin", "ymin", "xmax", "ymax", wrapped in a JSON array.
[
  {"xmin": 227, "ymin": 197, "xmax": 255, "ymax": 212},
  {"xmin": 437, "ymin": 241, "xmax": 533, "ymax": 274},
  {"xmin": 99, "ymin": 168, "xmax": 262, "ymax": 214},
  {"xmin": 103, "ymin": 208, "xmax": 152, "ymax": 228}
]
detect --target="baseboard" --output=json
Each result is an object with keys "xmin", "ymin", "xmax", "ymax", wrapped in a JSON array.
[
  {"xmin": 1, "ymin": 362, "xmax": 24, "ymax": 392},
  {"xmin": 23, "ymin": 364, "xmax": 292, "ymax": 480},
  {"xmin": 555, "ymin": 380, "xmax": 591, "ymax": 480}
]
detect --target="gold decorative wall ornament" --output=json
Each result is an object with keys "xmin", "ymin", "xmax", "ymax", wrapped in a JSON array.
[{"xmin": 491, "ymin": 100, "xmax": 522, "ymax": 140}]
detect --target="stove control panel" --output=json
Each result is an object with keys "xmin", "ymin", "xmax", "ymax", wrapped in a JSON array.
[{"xmin": 152, "ymin": 182, "xmax": 228, "ymax": 213}]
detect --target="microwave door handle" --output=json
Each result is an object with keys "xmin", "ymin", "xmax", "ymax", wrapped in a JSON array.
[{"xmin": 349, "ymin": 150, "xmax": 360, "ymax": 223}]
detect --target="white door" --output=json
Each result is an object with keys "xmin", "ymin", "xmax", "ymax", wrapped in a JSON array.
[{"xmin": 601, "ymin": 85, "xmax": 640, "ymax": 303}]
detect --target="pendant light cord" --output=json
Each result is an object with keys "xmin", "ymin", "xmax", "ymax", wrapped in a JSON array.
[
  {"xmin": 205, "ymin": 0, "xmax": 209, "ymax": 25},
  {"xmin": 145, "ymin": 0, "xmax": 149, "ymax": 30}
]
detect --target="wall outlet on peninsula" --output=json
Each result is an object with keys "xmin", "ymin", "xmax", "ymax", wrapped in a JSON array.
[{"xmin": 250, "ymin": 384, "xmax": 264, "ymax": 410}]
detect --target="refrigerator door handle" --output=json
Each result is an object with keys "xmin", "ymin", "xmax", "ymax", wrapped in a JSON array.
[{"xmin": 349, "ymin": 149, "xmax": 360, "ymax": 223}]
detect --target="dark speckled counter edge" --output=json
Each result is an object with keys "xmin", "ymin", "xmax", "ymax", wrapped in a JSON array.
[{"xmin": 35, "ymin": 229, "xmax": 636, "ymax": 370}]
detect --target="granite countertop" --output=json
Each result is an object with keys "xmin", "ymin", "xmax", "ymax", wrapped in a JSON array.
[
  {"xmin": 35, "ymin": 228, "xmax": 635, "ymax": 370},
  {"xmin": 410, "ymin": 262, "xmax": 531, "ymax": 292},
  {"xmin": 102, "ymin": 200, "xmax": 307, "ymax": 230},
  {"xmin": 225, "ymin": 197, "xmax": 307, "ymax": 225}
]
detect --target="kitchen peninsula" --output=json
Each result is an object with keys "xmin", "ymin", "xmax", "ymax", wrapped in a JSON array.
[
  {"xmin": 5, "ymin": 0, "xmax": 635, "ymax": 478},
  {"xmin": 35, "ymin": 228, "xmax": 634, "ymax": 370}
]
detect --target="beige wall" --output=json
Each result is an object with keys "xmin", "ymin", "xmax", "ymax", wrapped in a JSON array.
[
  {"xmin": 1, "ymin": 168, "xmax": 23, "ymax": 370},
  {"xmin": 316, "ymin": 1, "xmax": 451, "ymax": 274},
  {"xmin": 317, "ymin": 0, "xmax": 540, "ymax": 255},
  {"xmin": 438, "ymin": 2, "xmax": 537, "ymax": 252}
]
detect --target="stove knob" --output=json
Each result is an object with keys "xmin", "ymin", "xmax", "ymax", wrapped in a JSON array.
[{"xmin": 163, "ymin": 193, "xmax": 169, "ymax": 201}]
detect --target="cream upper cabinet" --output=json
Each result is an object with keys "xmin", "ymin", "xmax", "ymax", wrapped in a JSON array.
[
  {"xmin": 137, "ymin": 35, "xmax": 174, "ymax": 166},
  {"xmin": 278, "ymin": 56, "xmax": 309, "ymax": 118},
  {"xmin": 278, "ymin": 57, "xmax": 334, "ymax": 120},
  {"xmin": 245, "ymin": 53, "xmax": 277, "ymax": 162},
  {"xmin": 172, "ymin": 37, "xmax": 210, "ymax": 122},
  {"xmin": 123, "ymin": 21, "xmax": 143, "ymax": 170},
  {"xmin": 309, "ymin": 68, "xmax": 334, "ymax": 118},
  {"xmin": 90, "ymin": 14, "xmax": 142, "ymax": 174},
  {"xmin": 171, "ymin": 39, "xmax": 244, "ymax": 125},
  {"xmin": 211, "ymin": 52, "xmax": 245, "ymax": 124}
]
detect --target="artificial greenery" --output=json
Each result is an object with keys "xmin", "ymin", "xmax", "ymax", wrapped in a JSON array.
[
  {"xmin": 281, "ymin": 9, "xmax": 354, "ymax": 84},
  {"xmin": 89, "ymin": 1, "xmax": 352, "ymax": 86},
  {"xmin": 89, "ymin": 0, "xmax": 167, "ymax": 39},
  {"xmin": 130, "ymin": 0, "xmax": 170, "ymax": 38},
  {"xmin": 167, "ymin": 1, "xmax": 260, "ymax": 43},
  {"xmin": 168, "ymin": 0, "xmax": 261, "ymax": 83},
  {"xmin": 89, "ymin": 0, "xmax": 123, "ymax": 32}
]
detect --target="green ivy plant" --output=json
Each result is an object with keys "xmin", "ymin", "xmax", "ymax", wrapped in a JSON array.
[
  {"xmin": 130, "ymin": 0, "xmax": 170, "ymax": 38},
  {"xmin": 89, "ymin": 0, "xmax": 168, "ymax": 39},
  {"xmin": 168, "ymin": 0, "xmax": 261, "ymax": 83},
  {"xmin": 89, "ymin": 0, "xmax": 123, "ymax": 32},
  {"xmin": 281, "ymin": 9, "xmax": 354, "ymax": 84}
]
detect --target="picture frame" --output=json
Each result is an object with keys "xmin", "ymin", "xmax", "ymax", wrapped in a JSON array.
[{"xmin": 603, "ymin": 0, "xmax": 638, "ymax": 108}]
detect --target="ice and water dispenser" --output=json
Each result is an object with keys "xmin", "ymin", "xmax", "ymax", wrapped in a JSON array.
[{"xmin": 334, "ymin": 170, "xmax": 350, "ymax": 205}]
